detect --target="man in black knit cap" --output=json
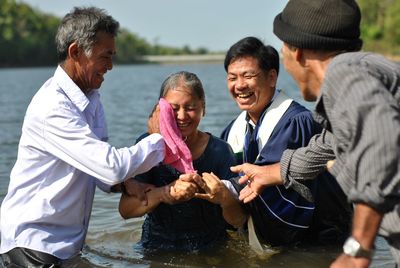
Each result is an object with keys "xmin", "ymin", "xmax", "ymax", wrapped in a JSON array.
[{"xmin": 231, "ymin": 0, "xmax": 400, "ymax": 267}]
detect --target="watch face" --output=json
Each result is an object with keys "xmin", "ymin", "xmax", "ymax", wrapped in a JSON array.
[
  {"xmin": 343, "ymin": 237, "xmax": 360, "ymax": 257},
  {"xmin": 343, "ymin": 237, "xmax": 373, "ymax": 258}
]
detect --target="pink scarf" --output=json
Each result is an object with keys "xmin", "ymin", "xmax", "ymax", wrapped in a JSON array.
[{"xmin": 158, "ymin": 98, "xmax": 195, "ymax": 173}]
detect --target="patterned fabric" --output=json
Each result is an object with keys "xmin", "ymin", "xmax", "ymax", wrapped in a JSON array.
[{"xmin": 280, "ymin": 52, "xmax": 400, "ymax": 263}]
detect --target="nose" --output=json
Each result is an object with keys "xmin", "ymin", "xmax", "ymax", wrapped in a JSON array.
[
  {"xmin": 236, "ymin": 76, "xmax": 247, "ymax": 90},
  {"xmin": 176, "ymin": 108, "xmax": 187, "ymax": 121}
]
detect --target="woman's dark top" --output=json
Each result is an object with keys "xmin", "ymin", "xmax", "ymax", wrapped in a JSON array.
[{"xmin": 135, "ymin": 133, "xmax": 236, "ymax": 251}]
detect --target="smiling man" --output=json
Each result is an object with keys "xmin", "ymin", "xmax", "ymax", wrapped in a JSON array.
[
  {"xmin": 219, "ymin": 37, "xmax": 351, "ymax": 246},
  {"xmin": 0, "ymin": 7, "xmax": 165, "ymax": 267},
  {"xmin": 231, "ymin": 0, "xmax": 400, "ymax": 266}
]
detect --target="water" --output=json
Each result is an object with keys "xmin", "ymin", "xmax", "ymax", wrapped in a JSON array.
[{"xmin": 0, "ymin": 63, "xmax": 395, "ymax": 267}]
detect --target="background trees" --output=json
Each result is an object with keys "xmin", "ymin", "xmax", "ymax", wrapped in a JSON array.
[
  {"xmin": 358, "ymin": 0, "xmax": 400, "ymax": 56},
  {"xmin": 0, "ymin": 0, "xmax": 398, "ymax": 67}
]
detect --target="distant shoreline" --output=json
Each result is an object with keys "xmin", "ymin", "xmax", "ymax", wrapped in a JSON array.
[
  {"xmin": 140, "ymin": 54, "xmax": 225, "ymax": 64},
  {"xmin": 0, "ymin": 52, "xmax": 398, "ymax": 69}
]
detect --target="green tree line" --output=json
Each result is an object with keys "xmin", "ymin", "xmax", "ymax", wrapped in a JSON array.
[
  {"xmin": 1, "ymin": 0, "xmax": 399, "ymax": 67},
  {"xmin": 358, "ymin": 0, "xmax": 400, "ymax": 57},
  {"xmin": 0, "ymin": 0, "xmax": 209, "ymax": 67}
]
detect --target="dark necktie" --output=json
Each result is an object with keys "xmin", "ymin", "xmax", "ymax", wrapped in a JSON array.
[{"xmin": 244, "ymin": 122, "xmax": 259, "ymax": 164}]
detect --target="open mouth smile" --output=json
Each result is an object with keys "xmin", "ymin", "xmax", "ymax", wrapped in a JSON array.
[
  {"xmin": 177, "ymin": 122, "xmax": 190, "ymax": 128},
  {"xmin": 236, "ymin": 92, "xmax": 254, "ymax": 99}
]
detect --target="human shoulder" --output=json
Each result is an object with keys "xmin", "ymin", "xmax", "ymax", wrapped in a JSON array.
[
  {"xmin": 325, "ymin": 52, "xmax": 400, "ymax": 101},
  {"xmin": 283, "ymin": 101, "xmax": 313, "ymax": 122},
  {"xmin": 220, "ymin": 117, "xmax": 240, "ymax": 141},
  {"xmin": 207, "ymin": 133, "xmax": 234, "ymax": 153},
  {"xmin": 27, "ymin": 74, "xmax": 78, "ymax": 120},
  {"xmin": 327, "ymin": 52, "xmax": 398, "ymax": 81}
]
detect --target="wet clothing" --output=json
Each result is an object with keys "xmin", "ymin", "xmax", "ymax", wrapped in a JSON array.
[
  {"xmin": 281, "ymin": 52, "xmax": 400, "ymax": 263},
  {"xmin": 136, "ymin": 134, "xmax": 236, "ymax": 251},
  {"xmin": 1, "ymin": 247, "xmax": 62, "ymax": 268},
  {"xmin": 221, "ymin": 92, "xmax": 320, "ymax": 246}
]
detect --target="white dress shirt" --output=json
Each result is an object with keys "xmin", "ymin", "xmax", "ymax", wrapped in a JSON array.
[{"xmin": 0, "ymin": 66, "xmax": 165, "ymax": 259}]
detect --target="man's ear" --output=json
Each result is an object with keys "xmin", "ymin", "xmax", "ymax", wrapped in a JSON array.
[
  {"xmin": 68, "ymin": 42, "xmax": 80, "ymax": 60},
  {"xmin": 268, "ymin": 69, "xmax": 278, "ymax": 88},
  {"xmin": 294, "ymin": 48, "xmax": 306, "ymax": 66}
]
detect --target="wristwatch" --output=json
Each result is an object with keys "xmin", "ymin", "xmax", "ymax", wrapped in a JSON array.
[{"xmin": 343, "ymin": 236, "xmax": 374, "ymax": 259}]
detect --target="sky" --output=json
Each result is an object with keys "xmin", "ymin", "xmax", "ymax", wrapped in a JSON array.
[{"xmin": 20, "ymin": 0, "xmax": 288, "ymax": 52}]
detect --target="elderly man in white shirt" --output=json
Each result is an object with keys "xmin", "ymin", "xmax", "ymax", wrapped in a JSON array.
[{"xmin": 0, "ymin": 7, "xmax": 165, "ymax": 267}]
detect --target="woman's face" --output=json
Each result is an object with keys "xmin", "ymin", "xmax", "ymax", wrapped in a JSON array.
[{"xmin": 163, "ymin": 86, "xmax": 204, "ymax": 139}]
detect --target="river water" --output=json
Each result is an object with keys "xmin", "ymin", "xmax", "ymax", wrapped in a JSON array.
[{"xmin": 0, "ymin": 63, "xmax": 395, "ymax": 267}]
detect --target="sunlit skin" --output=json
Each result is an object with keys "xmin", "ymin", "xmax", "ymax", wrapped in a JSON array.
[
  {"xmin": 227, "ymin": 56, "xmax": 277, "ymax": 123},
  {"xmin": 281, "ymin": 43, "xmax": 323, "ymax": 102},
  {"xmin": 64, "ymin": 31, "xmax": 116, "ymax": 94},
  {"xmin": 163, "ymin": 86, "xmax": 208, "ymax": 159},
  {"xmin": 120, "ymin": 83, "xmax": 247, "ymax": 227}
]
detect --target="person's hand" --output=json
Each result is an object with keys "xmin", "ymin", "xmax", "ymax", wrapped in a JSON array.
[
  {"xmin": 330, "ymin": 253, "xmax": 371, "ymax": 268},
  {"xmin": 230, "ymin": 163, "xmax": 282, "ymax": 203},
  {"xmin": 194, "ymin": 172, "xmax": 228, "ymax": 205},
  {"xmin": 162, "ymin": 176, "xmax": 199, "ymax": 204},
  {"xmin": 327, "ymin": 160, "xmax": 335, "ymax": 172},
  {"xmin": 124, "ymin": 179, "xmax": 155, "ymax": 206},
  {"xmin": 147, "ymin": 104, "xmax": 160, "ymax": 134},
  {"xmin": 178, "ymin": 173, "xmax": 205, "ymax": 189}
]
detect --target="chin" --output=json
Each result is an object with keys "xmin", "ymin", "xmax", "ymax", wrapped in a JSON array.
[
  {"xmin": 301, "ymin": 89, "xmax": 318, "ymax": 102},
  {"xmin": 236, "ymin": 102, "xmax": 252, "ymax": 112},
  {"xmin": 303, "ymin": 94, "xmax": 317, "ymax": 102}
]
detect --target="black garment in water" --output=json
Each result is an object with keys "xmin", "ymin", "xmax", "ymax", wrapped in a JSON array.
[
  {"xmin": 1, "ymin": 247, "xmax": 61, "ymax": 268},
  {"xmin": 135, "ymin": 134, "xmax": 237, "ymax": 251}
]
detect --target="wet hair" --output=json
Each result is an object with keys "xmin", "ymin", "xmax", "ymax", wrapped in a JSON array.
[
  {"xmin": 55, "ymin": 6, "xmax": 119, "ymax": 62},
  {"xmin": 159, "ymin": 71, "xmax": 205, "ymax": 110},
  {"xmin": 224, "ymin": 36, "xmax": 279, "ymax": 75}
]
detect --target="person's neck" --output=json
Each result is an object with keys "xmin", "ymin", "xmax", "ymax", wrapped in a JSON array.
[
  {"xmin": 185, "ymin": 130, "xmax": 201, "ymax": 150},
  {"xmin": 306, "ymin": 51, "xmax": 335, "ymax": 95},
  {"xmin": 247, "ymin": 113, "xmax": 260, "ymax": 125}
]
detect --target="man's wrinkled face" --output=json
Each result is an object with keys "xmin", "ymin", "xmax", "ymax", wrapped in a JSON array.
[{"xmin": 75, "ymin": 31, "xmax": 116, "ymax": 92}]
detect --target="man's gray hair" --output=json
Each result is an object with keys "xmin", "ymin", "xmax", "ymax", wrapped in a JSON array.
[{"xmin": 55, "ymin": 6, "xmax": 119, "ymax": 62}]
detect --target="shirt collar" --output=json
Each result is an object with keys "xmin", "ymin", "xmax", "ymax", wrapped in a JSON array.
[
  {"xmin": 85, "ymin": 90, "xmax": 100, "ymax": 117},
  {"xmin": 313, "ymin": 87, "xmax": 331, "ymax": 130},
  {"xmin": 54, "ymin": 66, "xmax": 90, "ymax": 113},
  {"xmin": 245, "ymin": 89, "xmax": 277, "ymax": 128}
]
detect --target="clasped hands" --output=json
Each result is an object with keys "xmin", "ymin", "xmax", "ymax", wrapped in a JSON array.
[
  {"xmin": 123, "ymin": 172, "xmax": 229, "ymax": 206},
  {"xmin": 161, "ymin": 172, "xmax": 229, "ymax": 205}
]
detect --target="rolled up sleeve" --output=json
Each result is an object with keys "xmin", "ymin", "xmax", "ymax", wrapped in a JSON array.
[
  {"xmin": 327, "ymin": 64, "xmax": 400, "ymax": 213},
  {"xmin": 281, "ymin": 129, "xmax": 335, "ymax": 187}
]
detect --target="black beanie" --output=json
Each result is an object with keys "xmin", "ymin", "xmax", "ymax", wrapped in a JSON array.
[{"xmin": 273, "ymin": 0, "xmax": 362, "ymax": 51}]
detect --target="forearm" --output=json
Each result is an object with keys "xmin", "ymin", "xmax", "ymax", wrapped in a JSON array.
[
  {"xmin": 281, "ymin": 130, "xmax": 335, "ymax": 183},
  {"xmin": 220, "ymin": 192, "xmax": 248, "ymax": 228},
  {"xmin": 119, "ymin": 187, "xmax": 165, "ymax": 218},
  {"xmin": 351, "ymin": 203, "xmax": 383, "ymax": 251}
]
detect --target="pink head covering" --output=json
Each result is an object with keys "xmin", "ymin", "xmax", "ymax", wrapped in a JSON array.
[{"xmin": 158, "ymin": 98, "xmax": 195, "ymax": 173}]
